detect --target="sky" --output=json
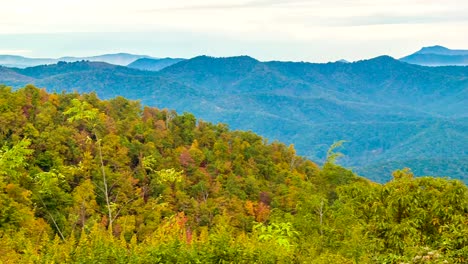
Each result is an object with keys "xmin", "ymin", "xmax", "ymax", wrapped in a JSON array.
[{"xmin": 0, "ymin": 0, "xmax": 467, "ymax": 62}]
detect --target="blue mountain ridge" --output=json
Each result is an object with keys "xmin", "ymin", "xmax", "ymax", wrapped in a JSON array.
[{"xmin": 400, "ymin": 45, "xmax": 468, "ymax": 66}]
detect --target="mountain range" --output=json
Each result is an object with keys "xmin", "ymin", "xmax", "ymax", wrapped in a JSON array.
[
  {"xmin": 2, "ymin": 45, "xmax": 467, "ymax": 69},
  {"xmin": 0, "ymin": 53, "xmax": 155, "ymax": 68},
  {"xmin": 0, "ymin": 52, "xmax": 467, "ymax": 183},
  {"xmin": 400, "ymin": 45, "xmax": 468, "ymax": 66}
]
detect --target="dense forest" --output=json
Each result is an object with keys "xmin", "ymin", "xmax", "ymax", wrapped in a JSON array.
[
  {"xmin": 2, "ymin": 56, "xmax": 467, "ymax": 182},
  {"xmin": 0, "ymin": 85, "xmax": 467, "ymax": 263}
]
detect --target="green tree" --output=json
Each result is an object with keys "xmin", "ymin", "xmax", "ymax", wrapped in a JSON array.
[{"xmin": 0, "ymin": 138, "xmax": 33, "ymax": 183}]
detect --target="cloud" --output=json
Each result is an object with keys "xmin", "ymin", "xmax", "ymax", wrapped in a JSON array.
[
  {"xmin": 142, "ymin": 0, "xmax": 308, "ymax": 12},
  {"xmin": 0, "ymin": 49, "xmax": 32, "ymax": 55},
  {"xmin": 345, "ymin": 14, "xmax": 468, "ymax": 26},
  {"xmin": 296, "ymin": 11, "xmax": 468, "ymax": 27},
  {"xmin": 141, "ymin": 0, "xmax": 468, "ymax": 29}
]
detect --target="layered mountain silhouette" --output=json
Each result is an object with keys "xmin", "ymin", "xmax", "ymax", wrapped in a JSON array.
[
  {"xmin": 0, "ymin": 55, "xmax": 56, "ymax": 68},
  {"xmin": 0, "ymin": 54, "xmax": 467, "ymax": 182},
  {"xmin": 400, "ymin": 45, "xmax": 468, "ymax": 66},
  {"xmin": 0, "ymin": 53, "xmax": 157, "ymax": 68}
]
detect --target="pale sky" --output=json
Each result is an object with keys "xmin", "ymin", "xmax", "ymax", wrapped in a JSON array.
[{"xmin": 0, "ymin": 0, "xmax": 467, "ymax": 62}]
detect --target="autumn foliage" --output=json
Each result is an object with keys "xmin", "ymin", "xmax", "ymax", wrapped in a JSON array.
[{"xmin": 0, "ymin": 85, "xmax": 467, "ymax": 263}]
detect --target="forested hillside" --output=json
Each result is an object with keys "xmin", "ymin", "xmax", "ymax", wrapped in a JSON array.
[
  {"xmin": 1, "ymin": 86, "xmax": 467, "ymax": 263},
  {"xmin": 1, "ymin": 57, "xmax": 467, "ymax": 182}
]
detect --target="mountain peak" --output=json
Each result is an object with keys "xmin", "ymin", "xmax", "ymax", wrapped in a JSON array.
[
  {"xmin": 374, "ymin": 55, "xmax": 396, "ymax": 60},
  {"xmin": 54, "ymin": 60, "xmax": 116, "ymax": 68},
  {"xmin": 158, "ymin": 55, "xmax": 264, "ymax": 85},
  {"xmin": 191, "ymin": 55, "xmax": 259, "ymax": 63},
  {"xmin": 163, "ymin": 55, "xmax": 260, "ymax": 72},
  {"xmin": 335, "ymin": 59, "xmax": 350, "ymax": 63},
  {"xmin": 417, "ymin": 45, "xmax": 450, "ymax": 54},
  {"xmin": 16, "ymin": 60, "xmax": 124, "ymax": 79},
  {"xmin": 400, "ymin": 46, "xmax": 468, "ymax": 66},
  {"xmin": 360, "ymin": 55, "xmax": 400, "ymax": 65}
]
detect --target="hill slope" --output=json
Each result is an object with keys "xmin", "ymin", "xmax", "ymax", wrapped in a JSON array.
[
  {"xmin": 0, "ymin": 56, "xmax": 467, "ymax": 182},
  {"xmin": 0, "ymin": 86, "xmax": 467, "ymax": 263}
]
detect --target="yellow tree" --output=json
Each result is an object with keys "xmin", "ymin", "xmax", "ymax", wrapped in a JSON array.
[{"xmin": 64, "ymin": 99, "xmax": 116, "ymax": 229}]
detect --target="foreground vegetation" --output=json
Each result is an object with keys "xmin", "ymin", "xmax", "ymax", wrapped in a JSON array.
[{"xmin": 0, "ymin": 85, "xmax": 467, "ymax": 263}]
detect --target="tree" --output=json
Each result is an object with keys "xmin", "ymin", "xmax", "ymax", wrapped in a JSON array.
[
  {"xmin": 155, "ymin": 168, "xmax": 184, "ymax": 199},
  {"xmin": 0, "ymin": 138, "xmax": 33, "ymax": 183},
  {"xmin": 33, "ymin": 170, "xmax": 69, "ymax": 240},
  {"xmin": 70, "ymin": 179, "xmax": 99, "ymax": 230},
  {"xmin": 64, "ymin": 99, "xmax": 116, "ymax": 229},
  {"xmin": 253, "ymin": 221, "xmax": 299, "ymax": 250}
]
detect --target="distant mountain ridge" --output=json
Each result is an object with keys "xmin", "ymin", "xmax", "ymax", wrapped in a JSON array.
[
  {"xmin": 335, "ymin": 59, "xmax": 350, "ymax": 63},
  {"xmin": 128, "ymin": 58, "xmax": 186, "ymax": 71},
  {"xmin": 0, "ymin": 53, "xmax": 159, "ymax": 68},
  {"xmin": 59, "ymin": 53, "xmax": 155, "ymax": 66},
  {"xmin": 0, "ymin": 55, "xmax": 56, "ymax": 68},
  {"xmin": 416, "ymin": 45, "xmax": 468, "ymax": 56},
  {"xmin": 0, "ymin": 55, "xmax": 467, "ymax": 183},
  {"xmin": 400, "ymin": 45, "xmax": 468, "ymax": 66}
]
